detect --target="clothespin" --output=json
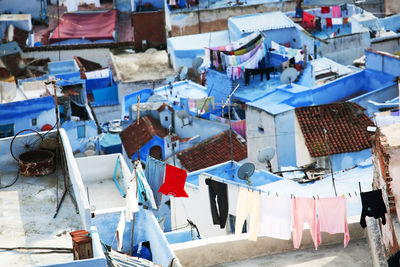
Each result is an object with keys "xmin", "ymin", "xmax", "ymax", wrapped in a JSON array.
[
  {"xmin": 355, "ymin": 191, "xmax": 357, "ymax": 197},
  {"xmin": 342, "ymin": 194, "xmax": 345, "ymax": 198},
  {"xmin": 317, "ymin": 195, "xmax": 319, "ymax": 200},
  {"xmin": 276, "ymin": 192, "xmax": 278, "ymax": 197},
  {"xmin": 268, "ymin": 191, "xmax": 270, "ymax": 196},
  {"xmin": 312, "ymin": 196, "xmax": 315, "ymax": 200},
  {"xmin": 348, "ymin": 192, "xmax": 352, "ymax": 198},
  {"xmin": 291, "ymin": 194, "xmax": 293, "ymax": 199}
]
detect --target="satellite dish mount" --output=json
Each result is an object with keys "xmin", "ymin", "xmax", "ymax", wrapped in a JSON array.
[{"xmin": 237, "ymin": 162, "xmax": 255, "ymax": 186}]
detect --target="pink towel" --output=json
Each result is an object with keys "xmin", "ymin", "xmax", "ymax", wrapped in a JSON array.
[
  {"xmin": 317, "ymin": 197, "xmax": 350, "ymax": 247},
  {"xmin": 332, "ymin": 6, "xmax": 341, "ymax": 18},
  {"xmin": 292, "ymin": 198, "xmax": 318, "ymax": 249},
  {"xmin": 231, "ymin": 120, "xmax": 246, "ymax": 139}
]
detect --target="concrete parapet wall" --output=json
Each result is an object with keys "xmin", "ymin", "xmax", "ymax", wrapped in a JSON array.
[{"xmin": 172, "ymin": 216, "xmax": 367, "ymax": 267}]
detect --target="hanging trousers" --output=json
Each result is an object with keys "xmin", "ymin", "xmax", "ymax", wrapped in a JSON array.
[
  {"xmin": 205, "ymin": 179, "xmax": 229, "ymax": 229},
  {"xmin": 292, "ymin": 198, "xmax": 318, "ymax": 249},
  {"xmin": 235, "ymin": 187, "xmax": 260, "ymax": 241}
]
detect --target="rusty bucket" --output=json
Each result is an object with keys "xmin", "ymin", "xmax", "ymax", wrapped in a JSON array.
[{"xmin": 18, "ymin": 150, "xmax": 55, "ymax": 176}]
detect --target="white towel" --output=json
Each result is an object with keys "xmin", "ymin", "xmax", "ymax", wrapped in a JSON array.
[
  {"xmin": 258, "ymin": 195, "xmax": 293, "ymax": 240},
  {"xmin": 332, "ymin": 18, "xmax": 343, "ymax": 25},
  {"xmin": 116, "ymin": 211, "xmax": 125, "ymax": 251}
]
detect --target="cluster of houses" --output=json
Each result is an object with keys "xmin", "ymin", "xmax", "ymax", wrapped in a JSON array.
[{"xmin": 1, "ymin": 0, "xmax": 400, "ymax": 266}]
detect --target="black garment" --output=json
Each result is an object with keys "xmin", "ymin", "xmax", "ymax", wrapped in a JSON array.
[
  {"xmin": 244, "ymin": 68, "xmax": 273, "ymax": 85},
  {"xmin": 360, "ymin": 189, "xmax": 387, "ymax": 228},
  {"xmin": 340, "ymin": 4, "xmax": 348, "ymax": 16},
  {"xmin": 388, "ymin": 251, "xmax": 400, "ymax": 267},
  {"xmin": 205, "ymin": 178, "xmax": 228, "ymax": 229}
]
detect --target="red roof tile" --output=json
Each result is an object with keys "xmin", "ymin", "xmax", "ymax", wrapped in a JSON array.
[
  {"xmin": 157, "ymin": 103, "xmax": 174, "ymax": 113},
  {"xmin": 295, "ymin": 102, "xmax": 374, "ymax": 158},
  {"xmin": 177, "ymin": 131, "xmax": 247, "ymax": 172},
  {"xmin": 119, "ymin": 116, "xmax": 167, "ymax": 158}
]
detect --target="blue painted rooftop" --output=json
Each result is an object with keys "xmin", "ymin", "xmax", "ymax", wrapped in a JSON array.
[
  {"xmin": 186, "ymin": 161, "xmax": 282, "ymax": 187},
  {"xmin": 0, "ymin": 41, "xmax": 21, "ymax": 56},
  {"xmin": 168, "ymin": 30, "xmax": 230, "ymax": 52},
  {"xmin": 247, "ymin": 83, "xmax": 312, "ymax": 115},
  {"xmin": 154, "ymin": 80, "xmax": 208, "ymax": 103},
  {"xmin": 48, "ymin": 60, "xmax": 79, "ymax": 75},
  {"xmin": 228, "ymin": 11, "xmax": 296, "ymax": 33}
]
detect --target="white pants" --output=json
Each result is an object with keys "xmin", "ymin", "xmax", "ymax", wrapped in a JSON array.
[{"xmin": 235, "ymin": 187, "xmax": 260, "ymax": 241}]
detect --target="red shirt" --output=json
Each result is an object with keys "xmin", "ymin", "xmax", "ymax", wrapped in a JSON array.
[{"xmin": 158, "ymin": 164, "xmax": 189, "ymax": 198}]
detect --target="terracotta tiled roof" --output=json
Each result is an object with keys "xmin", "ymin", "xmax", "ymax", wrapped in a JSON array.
[
  {"xmin": 177, "ymin": 131, "xmax": 247, "ymax": 172},
  {"xmin": 157, "ymin": 102, "xmax": 174, "ymax": 113},
  {"xmin": 119, "ymin": 116, "xmax": 167, "ymax": 158},
  {"xmin": 295, "ymin": 102, "xmax": 374, "ymax": 158}
]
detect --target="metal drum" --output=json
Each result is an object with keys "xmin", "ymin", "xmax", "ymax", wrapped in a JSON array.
[{"xmin": 18, "ymin": 150, "xmax": 55, "ymax": 176}]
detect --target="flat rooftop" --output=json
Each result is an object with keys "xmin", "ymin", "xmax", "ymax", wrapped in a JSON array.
[
  {"xmin": 212, "ymin": 238, "xmax": 372, "ymax": 267},
  {"xmin": 0, "ymin": 169, "xmax": 81, "ymax": 266},
  {"xmin": 112, "ymin": 50, "xmax": 175, "ymax": 82}
]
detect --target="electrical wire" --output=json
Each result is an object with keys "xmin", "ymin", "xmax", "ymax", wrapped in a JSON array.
[{"xmin": 0, "ymin": 171, "xmax": 19, "ymax": 189}]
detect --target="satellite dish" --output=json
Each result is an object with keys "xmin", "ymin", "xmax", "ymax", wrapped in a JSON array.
[
  {"xmin": 237, "ymin": 162, "xmax": 255, "ymax": 186},
  {"xmin": 280, "ymin": 68, "xmax": 298, "ymax": 86},
  {"xmin": 192, "ymin": 57, "xmax": 204, "ymax": 70},
  {"xmin": 177, "ymin": 109, "xmax": 192, "ymax": 126},
  {"xmin": 257, "ymin": 147, "xmax": 275, "ymax": 163},
  {"xmin": 177, "ymin": 109, "xmax": 190, "ymax": 120},
  {"xmin": 179, "ymin": 66, "xmax": 188, "ymax": 81},
  {"xmin": 258, "ymin": 147, "xmax": 275, "ymax": 172},
  {"xmin": 165, "ymin": 76, "xmax": 175, "ymax": 84}
]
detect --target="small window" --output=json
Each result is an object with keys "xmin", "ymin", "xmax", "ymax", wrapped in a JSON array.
[
  {"xmin": 228, "ymin": 214, "xmax": 247, "ymax": 234},
  {"xmin": 32, "ymin": 118, "xmax": 37, "ymax": 126},
  {"xmin": 165, "ymin": 116, "xmax": 169, "ymax": 121},
  {"xmin": 77, "ymin": 125, "xmax": 85, "ymax": 138},
  {"xmin": 167, "ymin": 143, "xmax": 170, "ymax": 148},
  {"xmin": 258, "ymin": 127, "xmax": 264, "ymax": 134},
  {"xmin": 0, "ymin": 123, "xmax": 14, "ymax": 138}
]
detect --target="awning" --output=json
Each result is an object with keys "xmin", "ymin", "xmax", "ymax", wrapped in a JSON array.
[{"xmin": 49, "ymin": 10, "xmax": 117, "ymax": 44}]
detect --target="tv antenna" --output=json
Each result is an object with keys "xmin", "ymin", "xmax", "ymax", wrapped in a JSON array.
[
  {"xmin": 257, "ymin": 147, "xmax": 275, "ymax": 172},
  {"xmin": 280, "ymin": 67, "xmax": 298, "ymax": 88},
  {"xmin": 237, "ymin": 162, "xmax": 255, "ymax": 186}
]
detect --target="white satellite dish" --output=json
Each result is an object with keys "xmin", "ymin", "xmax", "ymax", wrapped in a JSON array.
[
  {"xmin": 179, "ymin": 66, "xmax": 188, "ymax": 81},
  {"xmin": 192, "ymin": 57, "xmax": 204, "ymax": 70},
  {"xmin": 257, "ymin": 147, "xmax": 275, "ymax": 163},
  {"xmin": 280, "ymin": 67, "xmax": 298, "ymax": 87},
  {"xmin": 258, "ymin": 147, "xmax": 275, "ymax": 172},
  {"xmin": 165, "ymin": 76, "xmax": 175, "ymax": 84}
]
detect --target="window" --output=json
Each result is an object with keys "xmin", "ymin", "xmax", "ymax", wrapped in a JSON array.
[
  {"xmin": 31, "ymin": 118, "xmax": 37, "ymax": 126},
  {"xmin": 228, "ymin": 214, "xmax": 247, "ymax": 234},
  {"xmin": 165, "ymin": 116, "xmax": 169, "ymax": 121},
  {"xmin": 77, "ymin": 125, "xmax": 85, "ymax": 138},
  {"xmin": 258, "ymin": 127, "xmax": 264, "ymax": 134},
  {"xmin": 0, "ymin": 123, "xmax": 14, "ymax": 138}
]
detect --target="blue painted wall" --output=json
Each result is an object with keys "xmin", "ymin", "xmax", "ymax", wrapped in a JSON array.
[
  {"xmin": 92, "ymin": 209, "xmax": 174, "ymax": 266},
  {"xmin": 379, "ymin": 14, "xmax": 400, "ymax": 33},
  {"xmin": 115, "ymin": 0, "xmax": 133, "ymax": 12},
  {"xmin": 275, "ymin": 110, "xmax": 297, "ymax": 168},
  {"xmin": 61, "ymin": 120, "xmax": 99, "ymax": 153},
  {"xmin": 365, "ymin": 49, "xmax": 400, "ymax": 77},
  {"xmin": 131, "ymin": 135, "xmax": 165, "ymax": 162},
  {"xmin": 123, "ymin": 88, "xmax": 153, "ymax": 119},
  {"xmin": 134, "ymin": 0, "xmax": 164, "ymax": 10},
  {"xmin": 0, "ymin": 0, "xmax": 46, "ymax": 20},
  {"xmin": 206, "ymin": 69, "xmax": 233, "ymax": 105},
  {"xmin": 330, "ymin": 149, "xmax": 372, "ymax": 172},
  {"xmin": 0, "ymin": 96, "xmax": 56, "ymax": 136}
]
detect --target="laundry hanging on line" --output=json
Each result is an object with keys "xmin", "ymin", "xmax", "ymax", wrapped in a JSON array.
[
  {"xmin": 360, "ymin": 189, "xmax": 387, "ymax": 228},
  {"xmin": 145, "ymin": 155, "xmax": 166, "ymax": 210},
  {"xmin": 158, "ymin": 164, "xmax": 189, "ymax": 198},
  {"xmin": 205, "ymin": 178, "xmax": 229, "ymax": 229}
]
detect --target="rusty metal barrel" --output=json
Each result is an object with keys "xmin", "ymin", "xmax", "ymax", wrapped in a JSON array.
[{"xmin": 18, "ymin": 150, "xmax": 55, "ymax": 176}]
